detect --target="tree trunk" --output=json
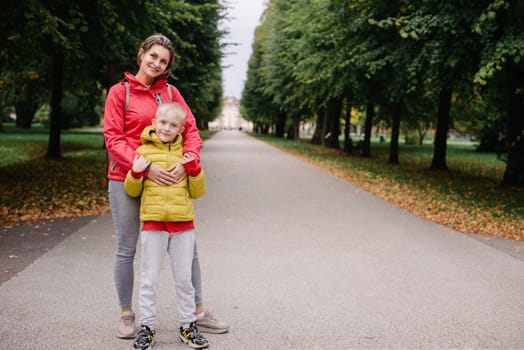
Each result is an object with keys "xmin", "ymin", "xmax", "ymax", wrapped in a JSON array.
[
  {"xmin": 325, "ymin": 99, "xmax": 341, "ymax": 149},
  {"xmin": 199, "ymin": 119, "xmax": 208, "ymax": 131},
  {"xmin": 430, "ymin": 85, "xmax": 452, "ymax": 170},
  {"xmin": 362, "ymin": 101, "xmax": 374, "ymax": 157},
  {"xmin": 418, "ymin": 124, "xmax": 427, "ymax": 145},
  {"xmin": 286, "ymin": 121, "xmax": 299, "ymax": 141},
  {"xmin": 107, "ymin": 64, "xmax": 119, "ymax": 89},
  {"xmin": 262, "ymin": 123, "xmax": 270, "ymax": 134},
  {"xmin": 14, "ymin": 103, "xmax": 36, "ymax": 129},
  {"xmin": 502, "ymin": 63, "xmax": 524, "ymax": 187},
  {"xmin": 321, "ymin": 107, "xmax": 329, "ymax": 146},
  {"xmin": 46, "ymin": 51, "xmax": 64, "ymax": 159},
  {"xmin": 275, "ymin": 111, "xmax": 286, "ymax": 138},
  {"xmin": 388, "ymin": 103, "xmax": 402, "ymax": 165},
  {"xmin": 343, "ymin": 96, "xmax": 353, "ymax": 154},
  {"xmin": 311, "ymin": 105, "xmax": 324, "ymax": 145},
  {"xmin": 503, "ymin": 137, "xmax": 524, "ymax": 187},
  {"xmin": 14, "ymin": 84, "xmax": 38, "ymax": 129},
  {"xmin": 0, "ymin": 97, "xmax": 5, "ymax": 132}
]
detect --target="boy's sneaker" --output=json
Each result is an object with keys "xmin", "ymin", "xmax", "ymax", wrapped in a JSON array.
[
  {"xmin": 179, "ymin": 322, "xmax": 209, "ymax": 349},
  {"xmin": 117, "ymin": 311, "xmax": 136, "ymax": 339},
  {"xmin": 196, "ymin": 310, "xmax": 229, "ymax": 334},
  {"xmin": 133, "ymin": 325, "xmax": 155, "ymax": 350}
]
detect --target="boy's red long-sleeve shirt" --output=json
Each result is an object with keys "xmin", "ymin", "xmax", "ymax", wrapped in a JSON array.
[{"xmin": 103, "ymin": 72, "xmax": 202, "ymax": 181}]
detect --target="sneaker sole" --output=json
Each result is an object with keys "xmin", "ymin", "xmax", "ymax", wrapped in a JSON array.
[
  {"xmin": 117, "ymin": 331, "xmax": 136, "ymax": 339},
  {"xmin": 133, "ymin": 339, "xmax": 155, "ymax": 349},
  {"xmin": 179, "ymin": 335, "xmax": 209, "ymax": 349},
  {"xmin": 196, "ymin": 325, "xmax": 229, "ymax": 334}
]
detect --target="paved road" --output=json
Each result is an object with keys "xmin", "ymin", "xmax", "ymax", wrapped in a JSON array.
[{"xmin": 1, "ymin": 130, "xmax": 523, "ymax": 349}]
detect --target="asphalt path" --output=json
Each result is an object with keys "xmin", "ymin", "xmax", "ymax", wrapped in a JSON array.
[{"xmin": 1, "ymin": 130, "xmax": 523, "ymax": 349}]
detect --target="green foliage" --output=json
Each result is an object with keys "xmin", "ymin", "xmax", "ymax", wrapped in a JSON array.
[
  {"xmin": 167, "ymin": 0, "xmax": 226, "ymax": 125},
  {"xmin": 0, "ymin": 0, "xmax": 224, "ymax": 137},
  {"xmin": 242, "ymin": 0, "xmax": 524, "ymax": 186},
  {"xmin": 473, "ymin": 0, "xmax": 523, "ymax": 85},
  {"xmin": 62, "ymin": 92, "xmax": 100, "ymax": 129}
]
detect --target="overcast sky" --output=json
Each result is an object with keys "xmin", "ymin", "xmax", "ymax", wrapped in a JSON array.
[{"xmin": 220, "ymin": 0, "xmax": 267, "ymax": 98}]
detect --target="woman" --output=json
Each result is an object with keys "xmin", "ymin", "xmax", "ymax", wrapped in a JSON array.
[{"xmin": 103, "ymin": 33, "xmax": 228, "ymax": 339}]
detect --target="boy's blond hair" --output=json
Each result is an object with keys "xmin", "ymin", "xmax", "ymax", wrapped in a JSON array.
[{"xmin": 155, "ymin": 102, "xmax": 187, "ymax": 123}]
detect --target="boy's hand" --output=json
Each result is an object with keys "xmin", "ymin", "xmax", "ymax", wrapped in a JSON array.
[
  {"xmin": 167, "ymin": 153, "xmax": 194, "ymax": 183},
  {"xmin": 132, "ymin": 155, "xmax": 151, "ymax": 173}
]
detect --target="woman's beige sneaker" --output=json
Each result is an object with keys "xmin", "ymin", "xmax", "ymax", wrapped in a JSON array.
[
  {"xmin": 195, "ymin": 310, "xmax": 229, "ymax": 334},
  {"xmin": 117, "ymin": 311, "xmax": 136, "ymax": 339}
]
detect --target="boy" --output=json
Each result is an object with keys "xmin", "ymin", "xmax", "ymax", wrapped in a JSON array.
[{"xmin": 124, "ymin": 102, "xmax": 208, "ymax": 349}]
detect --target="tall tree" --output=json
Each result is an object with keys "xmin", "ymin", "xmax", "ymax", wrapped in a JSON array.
[
  {"xmin": 1, "ymin": 0, "xmax": 225, "ymax": 156},
  {"xmin": 380, "ymin": 1, "xmax": 486, "ymax": 170},
  {"xmin": 473, "ymin": 0, "xmax": 524, "ymax": 187},
  {"xmin": 169, "ymin": 0, "xmax": 225, "ymax": 126},
  {"xmin": 241, "ymin": 13, "xmax": 280, "ymax": 132},
  {"xmin": 243, "ymin": 0, "xmax": 521, "ymax": 187}
]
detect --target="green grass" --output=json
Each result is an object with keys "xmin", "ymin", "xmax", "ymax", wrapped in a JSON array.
[
  {"xmin": 0, "ymin": 123, "xmax": 217, "ymax": 167},
  {"xmin": 0, "ymin": 124, "xmax": 105, "ymax": 166}
]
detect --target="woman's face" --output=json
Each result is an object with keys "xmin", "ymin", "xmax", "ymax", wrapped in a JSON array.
[{"xmin": 138, "ymin": 44, "xmax": 171, "ymax": 80}]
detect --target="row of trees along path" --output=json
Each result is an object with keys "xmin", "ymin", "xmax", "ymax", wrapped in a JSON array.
[{"xmin": 241, "ymin": 0, "xmax": 524, "ymax": 187}]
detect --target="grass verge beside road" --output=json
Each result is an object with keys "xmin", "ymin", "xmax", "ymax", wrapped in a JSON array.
[
  {"xmin": 0, "ymin": 124, "xmax": 216, "ymax": 227},
  {"xmin": 254, "ymin": 134, "xmax": 524, "ymax": 241}
]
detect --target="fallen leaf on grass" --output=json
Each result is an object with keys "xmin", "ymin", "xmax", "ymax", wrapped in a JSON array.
[{"xmin": 0, "ymin": 156, "xmax": 110, "ymax": 227}]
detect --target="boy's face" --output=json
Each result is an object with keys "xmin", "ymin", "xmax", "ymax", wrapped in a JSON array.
[{"xmin": 152, "ymin": 112, "xmax": 184, "ymax": 143}]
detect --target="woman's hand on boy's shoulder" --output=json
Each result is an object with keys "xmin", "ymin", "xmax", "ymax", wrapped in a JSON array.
[
  {"xmin": 180, "ymin": 152, "xmax": 195, "ymax": 164},
  {"xmin": 182, "ymin": 157, "xmax": 201, "ymax": 177},
  {"xmin": 132, "ymin": 155, "xmax": 151, "ymax": 173}
]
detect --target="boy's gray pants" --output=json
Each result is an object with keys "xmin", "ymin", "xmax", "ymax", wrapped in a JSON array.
[
  {"xmin": 108, "ymin": 180, "xmax": 203, "ymax": 309},
  {"xmin": 139, "ymin": 229, "xmax": 197, "ymax": 328}
]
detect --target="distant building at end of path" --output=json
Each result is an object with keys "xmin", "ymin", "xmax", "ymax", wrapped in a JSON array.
[{"xmin": 209, "ymin": 96, "xmax": 253, "ymax": 132}]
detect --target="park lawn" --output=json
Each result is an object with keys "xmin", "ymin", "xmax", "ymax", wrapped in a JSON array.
[
  {"xmin": 0, "ymin": 124, "xmax": 105, "ymax": 167},
  {"xmin": 0, "ymin": 124, "xmax": 216, "ymax": 227},
  {"xmin": 254, "ymin": 134, "xmax": 524, "ymax": 241}
]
